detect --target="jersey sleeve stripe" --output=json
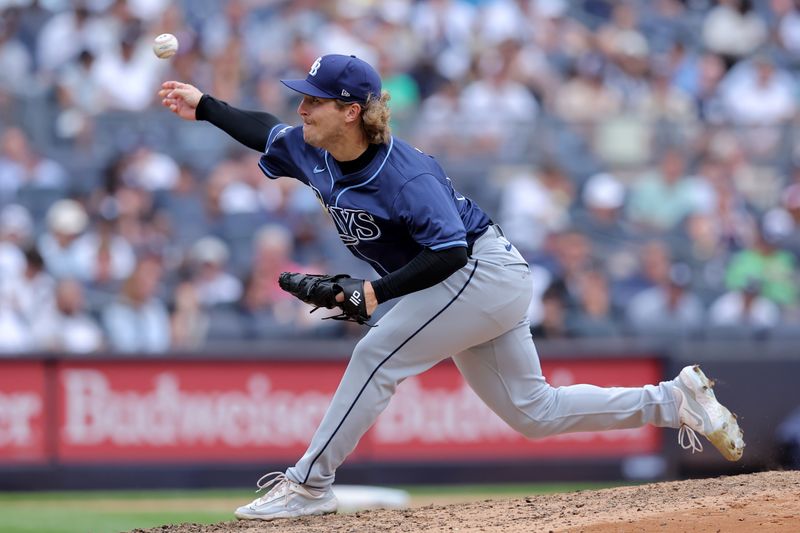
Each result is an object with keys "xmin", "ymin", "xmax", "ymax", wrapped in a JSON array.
[
  {"xmin": 264, "ymin": 123, "xmax": 282, "ymax": 153},
  {"xmin": 265, "ymin": 123, "xmax": 292, "ymax": 154},
  {"xmin": 430, "ymin": 240, "xmax": 468, "ymax": 250}
]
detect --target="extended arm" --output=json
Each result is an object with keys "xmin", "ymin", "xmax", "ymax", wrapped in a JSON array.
[{"xmin": 159, "ymin": 81, "xmax": 280, "ymax": 152}]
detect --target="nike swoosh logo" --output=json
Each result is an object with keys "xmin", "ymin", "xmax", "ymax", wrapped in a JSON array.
[
  {"xmin": 504, "ymin": 243, "xmax": 512, "ymax": 251},
  {"xmin": 676, "ymin": 388, "xmax": 705, "ymax": 430},
  {"xmin": 313, "ymin": 165, "xmax": 326, "ymax": 173}
]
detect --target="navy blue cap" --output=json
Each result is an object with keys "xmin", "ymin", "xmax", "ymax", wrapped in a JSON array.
[{"xmin": 281, "ymin": 54, "xmax": 381, "ymax": 104}]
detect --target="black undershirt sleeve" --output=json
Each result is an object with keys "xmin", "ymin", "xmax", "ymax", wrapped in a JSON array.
[
  {"xmin": 371, "ymin": 246, "xmax": 469, "ymax": 304},
  {"xmin": 195, "ymin": 94, "xmax": 281, "ymax": 152}
]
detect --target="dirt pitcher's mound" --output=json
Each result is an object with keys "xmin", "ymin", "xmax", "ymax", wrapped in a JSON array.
[{"xmin": 133, "ymin": 470, "xmax": 800, "ymax": 533}]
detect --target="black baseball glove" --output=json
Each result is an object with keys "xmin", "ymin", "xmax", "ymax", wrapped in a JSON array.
[{"xmin": 278, "ymin": 272, "xmax": 373, "ymax": 326}]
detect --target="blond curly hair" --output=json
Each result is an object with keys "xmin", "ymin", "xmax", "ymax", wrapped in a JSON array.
[{"xmin": 337, "ymin": 91, "xmax": 392, "ymax": 145}]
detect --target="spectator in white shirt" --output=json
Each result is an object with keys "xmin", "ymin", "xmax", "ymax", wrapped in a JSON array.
[
  {"xmin": 410, "ymin": 0, "xmax": 477, "ymax": 81},
  {"xmin": 708, "ymin": 279, "xmax": 781, "ymax": 330},
  {"xmin": 188, "ymin": 236, "xmax": 243, "ymax": 308},
  {"xmin": 0, "ymin": 204, "xmax": 31, "ymax": 281},
  {"xmin": 102, "ymin": 256, "xmax": 171, "ymax": 353},
  {"xmin": 11, "ymin": 247, "xmax": 56, "ymax": 329},
  {"xmin": 0, "ymin": 127, "xmax": 68, "ymax": 205},
  {"xmin": 460, "ymin": 48, "xmax": 539, "ymax": 156},
  {"xmin": 719, "ymin": 54, "xmax": 797, "ymax": 126},
  {"xmin": 92, "ymin": 25, "xmax": 165, "ymax": 112},
  {"xmin": 0, "ymin": 16, "xmax": 33, "ymax": 97},
  {"xmin": 32, "ymin": 279, "xmax": 104, "ymax": 353},
  {"xmin": 73, "ymin": 215, "xmax": 136, "ymax": 286},
  {"xmin": 626, "ymin": 262, "xmax": 705, "ymax": 336},
  {"xmin": 36, "ymin": 4, "xmax": 117, "ymax": 77},
  {"xmin": 498, "ymin": 167, "xmax": 570, "ymax": 256},
  {"xmin": 37, "ymin": 199, "xmax": 90, "ymax": 280},
  {"xmin": 702, "ymin": 0, "xmax": 767, "ymax": 64}
]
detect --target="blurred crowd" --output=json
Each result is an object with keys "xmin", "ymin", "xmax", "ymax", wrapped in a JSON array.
[{"xmin": 2, "ymin": 0, "xmax": 800, "ymax": 354}]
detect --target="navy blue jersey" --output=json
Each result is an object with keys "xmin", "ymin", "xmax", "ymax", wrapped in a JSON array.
[{"xmin": 258, "ymin": 124, "xmax": 491, "ymax": 275}]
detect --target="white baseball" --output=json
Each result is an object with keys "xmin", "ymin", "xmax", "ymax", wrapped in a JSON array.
[{"xmin": 153, "ymin": 33, "xmax": 178, "ymax": 59}]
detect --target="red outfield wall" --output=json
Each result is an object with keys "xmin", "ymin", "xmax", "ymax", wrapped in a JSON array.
[
  {"xmin": 0, "ymin": 361, "xmax": 47, "ymax": 463},
  {"xmin": 1, "ymin": 357, "xmax": 662, "ymax": 465}
]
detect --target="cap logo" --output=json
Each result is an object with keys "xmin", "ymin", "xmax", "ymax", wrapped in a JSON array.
[
  {"xmin": 341, "ymin": 89, "xmax": 350, "ymax": 97},
  {"xmin": 309, "ymin": 57, "xmax": 321, "ymax": 76}
]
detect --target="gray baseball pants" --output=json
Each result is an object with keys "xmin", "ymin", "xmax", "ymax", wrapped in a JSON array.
[{"xmin": 286, "ymin": 226, "xmax": 681, "ymax": 488}]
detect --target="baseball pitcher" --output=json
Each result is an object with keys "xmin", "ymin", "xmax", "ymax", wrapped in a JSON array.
[{"xmin": 159, "ymin": 54, "xmax": 744, "ymax": 521}]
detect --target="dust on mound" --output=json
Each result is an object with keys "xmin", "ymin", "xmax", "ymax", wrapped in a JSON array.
[{"xmin": 131, "ymin": 470, "xmax": 800, "ymax": 533}]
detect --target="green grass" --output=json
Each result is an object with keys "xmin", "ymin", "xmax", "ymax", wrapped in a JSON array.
[
  {"xmin": 0, "ymin": 509, "xmax": 229, "ymax": 533},
  {"xmin": 0, "ymin": 489, "xmax": 248, "ymax": 533},
  {"xmin": 0, "ymin": 482, "xmax": 623, "ymax": 533}
]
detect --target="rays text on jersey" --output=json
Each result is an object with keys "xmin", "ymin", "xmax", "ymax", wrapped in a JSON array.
[{"xmin": 327, "ymin": 206, "xmax": 382, "ymax": 245}]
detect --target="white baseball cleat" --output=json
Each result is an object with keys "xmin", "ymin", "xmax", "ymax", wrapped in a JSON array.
[
  {"xmin": 234, "ymin": 472, "xmax": 338, "ymax": 521},
  {"xmin": 672, "ymin": 365, "xmax": 745, "ymax": 461}
]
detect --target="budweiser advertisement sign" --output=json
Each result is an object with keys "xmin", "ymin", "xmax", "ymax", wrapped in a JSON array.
[
  {"xmin": 55, "ymin": 358, "xmax": 662, "ymax": 463},
  {"xmin": 0, "ymin": 361, "xmax": 47, "ymax": 463},
  {"xmin": 57, "ymin": 361, "xmax": 342, "ymax": 462}
]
